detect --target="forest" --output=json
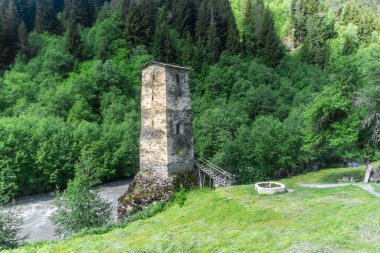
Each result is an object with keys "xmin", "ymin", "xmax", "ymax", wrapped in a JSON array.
[{"xmin": 0, "ymin": 0, "xmax": 379, "ymax": 201}]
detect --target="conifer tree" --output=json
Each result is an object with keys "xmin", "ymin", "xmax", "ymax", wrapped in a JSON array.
[
  {"xmin": 195, "ymin": 0, "xmax": 210, "ymax": 49},
  {"xmin": 341, "ymin": 1, "xmax": 379, "ymax": 42},
  {"xmin": 35, "ymin": 0, "xmax": 62, "ymax": 34},
  {"xmin": 290, "ymin": 0, "xmax": 319, "ymax": 46},
  {"xmin": 66, "ymin": 21, "xmax": 83, "ymax": 59},
  {"xmin": 152, "ymin": 22, "xmax": 178, "ymax": 63},
  {"xmin": 195, "ymin": 0, "xmax": 239, "ymax": 62},
  {"xmin": 172, "ymin": 0, "xmax": 197, "ymax": 37},
  {"xmin": 17, "ymin": 21, "xmax": 28, "ymax": 51},
  {"xmin": 299, "ymin": 13, "xmax": 335, "ymax": 67},
  {"xmin": 243, "ymin": 0, "xmax": 264, "ymax": 56},
  {"xmin": 63, "ymin": 0, "xmax": 94, "ymax": 28},
  {"xmin": 63, "ymin": 0, "xmax": 73, "ymax": 24},
  {"xmin": 256, "ymin": 7, "xmax": 283, "ymax": 67},
  {"xmin": 221, "ymin": 0, "xmax": 241, "ymax": 54},
  {"xmin": 123, "ymin": 0, "xmax": 156, "ymax": 46},
  {"xmin": 1, "ymin": 0, "xmax": 20, "ymax": 65}
]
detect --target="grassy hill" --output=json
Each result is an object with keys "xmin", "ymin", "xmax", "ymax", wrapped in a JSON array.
[{"xmin": 8, "ymin": 164, "xmax": 380, "ymax": 253}]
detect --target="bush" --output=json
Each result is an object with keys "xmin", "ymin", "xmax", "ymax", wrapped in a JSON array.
[
  {"xmin": 77, "ymin": 201, "xmax": 166, "ymax": 237},
  {"xmin": 172, "ymin": 185, "xmax": 187, "ymax": 207},
  {"xmin": 50, "ymin": 176, "xmax": 112, "ymax": 237},
  {"xmin": 0, "ymin": 206, "xmax": 24, "ymax": 250}
]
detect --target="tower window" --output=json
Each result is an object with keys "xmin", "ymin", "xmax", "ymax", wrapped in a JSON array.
[
  {"xmin": 175, "ymin": 74, "xmax": 182, "ymax": 97},
  {"xmin": 176, "ymin": 124, "xmax": 184, "ymax": 135}
]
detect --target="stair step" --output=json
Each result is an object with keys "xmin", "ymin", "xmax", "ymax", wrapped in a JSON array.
[{"xmin": 197, "ymin": 160, "xmax": 234, "ymax": 188}]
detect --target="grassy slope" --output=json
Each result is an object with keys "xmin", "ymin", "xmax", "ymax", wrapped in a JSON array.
[{"xmin": 10, "ymin": 164, "xmax": 380, "ymax": 253}]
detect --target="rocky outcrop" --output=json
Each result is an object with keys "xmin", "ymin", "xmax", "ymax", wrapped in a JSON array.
[{"xmin": 117, "ymin": 171, "xmax": 197, "ymax": 220}]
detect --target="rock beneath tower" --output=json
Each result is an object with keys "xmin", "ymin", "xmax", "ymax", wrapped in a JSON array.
[
  {"xmin": 117, "ymin": 171, "xmax": 197, "ymax": 219},
  {"xmin": 117, "ymin": 61, "xmax": 197, "ymax": 220}
]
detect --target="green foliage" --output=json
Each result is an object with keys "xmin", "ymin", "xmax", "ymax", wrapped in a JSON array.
[
  {"xmin": 0, "ymin": 115, "xmax": 76, "ymax": 198},
  {"xmin": 0, "ymin": 0, "xmax": 379, "ymax": 196},
  {"xmin": 72, "ymin": 201, "xmax": 166, "ymax": 237},
  {"xmin": 303, "ymin": 84, "xmax": 359, "ymax": 164},
  {"xmin": 0, "ymin": 206, "xmax": 24, "ymax": 250},
  {"xmin": 50, "ymin": 175, "xmax": 112, "ymax": 237},
  {"xmin": 172, "ymin": 184, "xmax": 187, "ymax": 207},
  {"xmin": 356, "ymin": 86, "xmax": 380, "ymax": 149}
]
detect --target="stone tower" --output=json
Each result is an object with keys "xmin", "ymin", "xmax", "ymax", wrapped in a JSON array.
[
  {"xmin": 117, "ymin": 62, "xmax": 196, "ymax": 219},
  {"xmin": 140, "ymin": 61, "xmax": 194, "ymax": 178}
]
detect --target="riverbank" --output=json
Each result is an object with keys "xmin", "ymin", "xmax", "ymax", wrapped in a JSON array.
[
  {"xmin": 5, "ymin": 179, "xmax": 131, "ymax": 243},
  {"xmin": 8, "ymin": 166, "xmax": 380, "ymax": 252}
]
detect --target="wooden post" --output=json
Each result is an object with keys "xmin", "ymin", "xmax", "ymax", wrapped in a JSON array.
[
  {"xmin": 209, "ymin": 176, "xmax": 211, "ymax": 188},
  {"xmin": 198, "ymin": 167, "xmax": 202, "ymax": 188},
  {"xmin": 364, "ymin": 161, "xmax": 372, "ymax": 183},
  {"xmin": 203, "ymin": 173, "xmax": 206, "ymax": 188}
]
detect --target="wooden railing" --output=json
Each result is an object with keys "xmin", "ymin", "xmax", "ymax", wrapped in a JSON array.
[{"xmin": 196, "ymin": 158, "xmax": 234, "ymax": 188}]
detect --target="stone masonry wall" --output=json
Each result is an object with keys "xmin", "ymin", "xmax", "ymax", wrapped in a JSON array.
[
  {"xmin": 140, "ymin": 64, "xmax": 168, "ymax": 178},
  {"xmin": 165, "ymin": 67, "xmax": 194, "ymax": 175}
]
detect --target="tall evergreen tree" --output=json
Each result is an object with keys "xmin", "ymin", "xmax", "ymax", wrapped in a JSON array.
[
  {"xmin": 195, "ymin": 0, "xmax": 210, "ymax": 49},
  {"xmin": 17, "ymin": 0, "xmax": 36, "ymax": 31},
  {"xmin": 34, "ymin": 0, "xmax": 62, "ymax": 34},
  {"xmin": 243, "ymin": 0, "xmax": 264, "ymax": 56},
  {"xmin": 152, "ymin": 22, "xmax": 178, "ymax": 63},
  {"xmin": 256, "ymin": 8, "xmax": 283, "ymax": 67},
  {"xmin": 123, "ymin": 0, "xmax": 156, "ymax": 46},
  {"xmin": 243, "ymin": 0, "xmax": 283, "ymax": 66},
  {"xmin": 221, "ymin": 0, "xmax": 241, "ymax": 54},
  {"xmin": 17, "ymin": 21, "xmax": 28, "ymax": 51},
  {"xmin": 66, "ymin": 21, "xmax": 83, "ymax": 59},
  {"xmin": 63, "ymin": 0, "xmax": 99, "ymax": 28},
  {"xmin": 290, "ymin": 0, "xmax": 319, "ymax": 46},
  {"xmin": 195, "ymin": 0, "xmax": 239, "ymax": 62},
  {"xmin": 171, "ymin": 0, "xmax": 197, "ymax": 37},
  {"xmin": 299, "ymin": 12, "xmax": 335, "ymax": 67},
  {"xmin": 1, "ymin": 0, "xmax": 21, "ymax": 66}
]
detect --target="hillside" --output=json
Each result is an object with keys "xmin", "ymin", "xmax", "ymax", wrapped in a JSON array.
[
  {"xmin": 0, "ymin": 0, "xmax": 379, "ymax": 250},
  {"xmin": 8, "ymin": 165, "xmax": 380, "ymax": 252}
]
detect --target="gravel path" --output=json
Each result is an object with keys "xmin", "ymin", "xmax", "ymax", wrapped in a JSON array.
[
  {"xmin": 355, "ymin": 183, "xmax": 380, "ymax": 198},
  {"xmin": 299, "ymin": 183, "xmax": 350, "ymax": 188},
  {"xmin": 299, "ymin": 183, "xmax": 380, "ymax": 198}
]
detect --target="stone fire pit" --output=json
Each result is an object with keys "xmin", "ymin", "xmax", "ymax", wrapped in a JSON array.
[{"xmin": 255, "ymin": 182, "xmax": 286, "ymax": 195}]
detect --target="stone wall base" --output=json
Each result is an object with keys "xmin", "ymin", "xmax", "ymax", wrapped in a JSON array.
[{"xmin": 117, "ymin": 170, "xmax": 197, "ymax": 220}]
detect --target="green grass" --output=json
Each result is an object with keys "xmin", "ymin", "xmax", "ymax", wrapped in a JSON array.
[{"xmin": 8, "ymin": 165, "xmax": 380, "ymax": 253}]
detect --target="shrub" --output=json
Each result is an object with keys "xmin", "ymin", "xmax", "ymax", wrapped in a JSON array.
[
  {"xmin": 50, "ymin": 176, "xmax": 112, "ymax": 237},
  {"xmin": 0, "ymin": 206, "xmax": 24, "ymax": 250},
  {"xmin": 172, "ymin": 185, "xmax": 187, "ymax": 207}
]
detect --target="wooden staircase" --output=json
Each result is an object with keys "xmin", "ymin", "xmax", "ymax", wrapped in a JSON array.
[{"xmin": 195, "ymin": 158, "xmax": 235, "ymax": 188}]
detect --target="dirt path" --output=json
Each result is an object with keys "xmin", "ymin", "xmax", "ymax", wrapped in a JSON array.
[{"xmin": 299, "ymin": 183, "xmax": 380, "ymax": 198}]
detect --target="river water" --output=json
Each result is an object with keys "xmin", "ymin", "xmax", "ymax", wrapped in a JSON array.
[{"xmin": 5, "ymin": 179, "xmax": 131, "ymax": 243}]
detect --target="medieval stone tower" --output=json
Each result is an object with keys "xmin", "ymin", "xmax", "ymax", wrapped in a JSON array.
[{"xmin": 140, "ymin": 61, "xmax": 194, "ymax": 178}]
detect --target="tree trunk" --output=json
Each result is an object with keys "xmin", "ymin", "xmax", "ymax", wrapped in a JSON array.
[{"xmin": 364, "ymin": 160, "xmax": 372, "ymax": 183}]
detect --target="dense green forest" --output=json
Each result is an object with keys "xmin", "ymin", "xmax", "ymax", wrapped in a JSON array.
[{"xmin": 0, "ymin": 0, "xmax": 378, "ymax": 201}]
